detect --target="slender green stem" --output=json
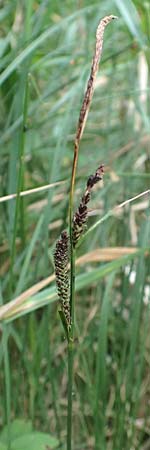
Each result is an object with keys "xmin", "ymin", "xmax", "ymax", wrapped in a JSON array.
[
  {"xmin": 67, "ymin": 138, "xmax": 76, "ymax": 449},
  {"xmin": 0, "ymin": 288, "xmax": 11, "ymax": 450},
  {"xmin": 3, "ymin": 329, "xmax": 11, "ymax": 450},
  {"xmin": 67, "ymin": 241, "xmax": 75, "ymax": 449},
  {"xmin": 67, "ymin": 340, "xmax": 74, "ymax": 450},
  {"xmin": 69, "ymin": 239, "xmax": 76, "ymax": 334}
]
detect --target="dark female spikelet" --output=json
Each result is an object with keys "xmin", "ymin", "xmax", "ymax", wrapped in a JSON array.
[
  {"xmin": 54, "ymin": 231, "xmax": 71, "ymax": 328},
  {"xmin": 72, "ymin": 164, "xmax": 104, "ymax": 247}
]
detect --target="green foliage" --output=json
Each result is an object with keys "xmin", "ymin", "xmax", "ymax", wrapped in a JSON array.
[
  {"xmin": 0, "ymin": 0, "xmax": 150, "ymax": 449},
  {"xmin": 0, "ymin": 420, "xmax": 58, "ymax": 450}
]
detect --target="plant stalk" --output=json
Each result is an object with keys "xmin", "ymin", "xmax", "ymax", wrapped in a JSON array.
[
  {"xmin": 67, "ymin": 15, "xmax": 117, "ymax": 450},
  {"xmin": 67, "ymin": 339, "xmax": 74, "ymax": 450},
  {"xmin": 0, "ymin": 287, "xmax": 11, "ymax": 450}
]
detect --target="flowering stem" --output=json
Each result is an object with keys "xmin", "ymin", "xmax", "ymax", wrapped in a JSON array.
[
  {"xmin": 67, "ymin": 339, "xmax": 74, "ymax": 450},
  {"xmin": 67, "ymin": 245, "xmax": 75, "ymax": 450},
  {"xmin": 67, "ymin": 15, "xmax": 117, "ymax": 450}
]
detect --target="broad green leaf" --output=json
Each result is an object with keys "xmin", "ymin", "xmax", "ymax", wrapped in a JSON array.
[
  {"xmin": 0, "ymin": 420, "xmax": 32, "ymax": 442},
  {"xmin": 0, "ymin": 442, "xmax": 7, "ymax": 450},
  {"xmin": 0, "ymin": 421, "xmax": 58, "ymax": 450},
  {"xmin": 11, "ymin": 432, "xmax": 58, "ymax": 450}
]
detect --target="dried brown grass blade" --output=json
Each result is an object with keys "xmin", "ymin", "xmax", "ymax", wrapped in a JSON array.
[
  {"xmin": 76, "ymin": 247, "xmax": 138, "ymax": 264},
  {"xmin": 0, "ymin": 245, "xmax": 140, "ymax": 321}
]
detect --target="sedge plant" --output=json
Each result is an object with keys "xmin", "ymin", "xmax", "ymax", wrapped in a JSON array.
[{"xmin": 54, "ymin": 15, "xmax": 117, "ymax": 450}]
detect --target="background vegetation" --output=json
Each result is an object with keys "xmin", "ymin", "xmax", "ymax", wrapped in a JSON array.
[{"xmin": 0, "ymin": 0, "xmax": 150, "ymax": 449}]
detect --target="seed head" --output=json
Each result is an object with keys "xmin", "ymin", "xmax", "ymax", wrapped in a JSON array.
[{"xmin": 54, "ymin": 231, "xmax": 71, "ymax": 328}]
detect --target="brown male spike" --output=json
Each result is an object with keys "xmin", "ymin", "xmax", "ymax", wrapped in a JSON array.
[{"xmin": 72, "ymin": 165, "xmax": 104, "ymax": 247}]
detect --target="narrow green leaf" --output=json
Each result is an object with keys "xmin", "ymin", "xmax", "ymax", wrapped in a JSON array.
[
  {"xmin": 126, "ymin": 216, "xmax": 150, "ymax": 398},
  {"xmin": 15, "ymin": 215, "xmax": 44, "ymax": 296},
  {"xmin": 114, "ymin": 0, "xmax": 146, "ymax": 46},
  {"xmin": 94, "ymin": 274, "xmax": 115, "ymax": 449},
  {"xmin": 0, "ymin": 5, "xmax": 99, "ymax": 86}
]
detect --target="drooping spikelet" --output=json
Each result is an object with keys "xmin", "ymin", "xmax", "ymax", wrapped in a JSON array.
[
  {"xmin": 54, "ymin": 231, "xmax": 71, "ymax": 328},
  {"xmin": 72, "ymin": 164, "xmax": 104, "ymax": 247}
]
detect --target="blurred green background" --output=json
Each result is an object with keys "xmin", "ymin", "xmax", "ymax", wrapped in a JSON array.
[{"xmin": 0, "ymin": 0, "xmax": 150, "ymax": 449}]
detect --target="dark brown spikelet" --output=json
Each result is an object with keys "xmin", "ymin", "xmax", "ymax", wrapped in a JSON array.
[
  {"xmin": 54, "ymin": 231, "xmax": 71, "ymax": 328},
  {"xmin": 72, "ymin": 164, "xmax": 104, "ymax": 246}
]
